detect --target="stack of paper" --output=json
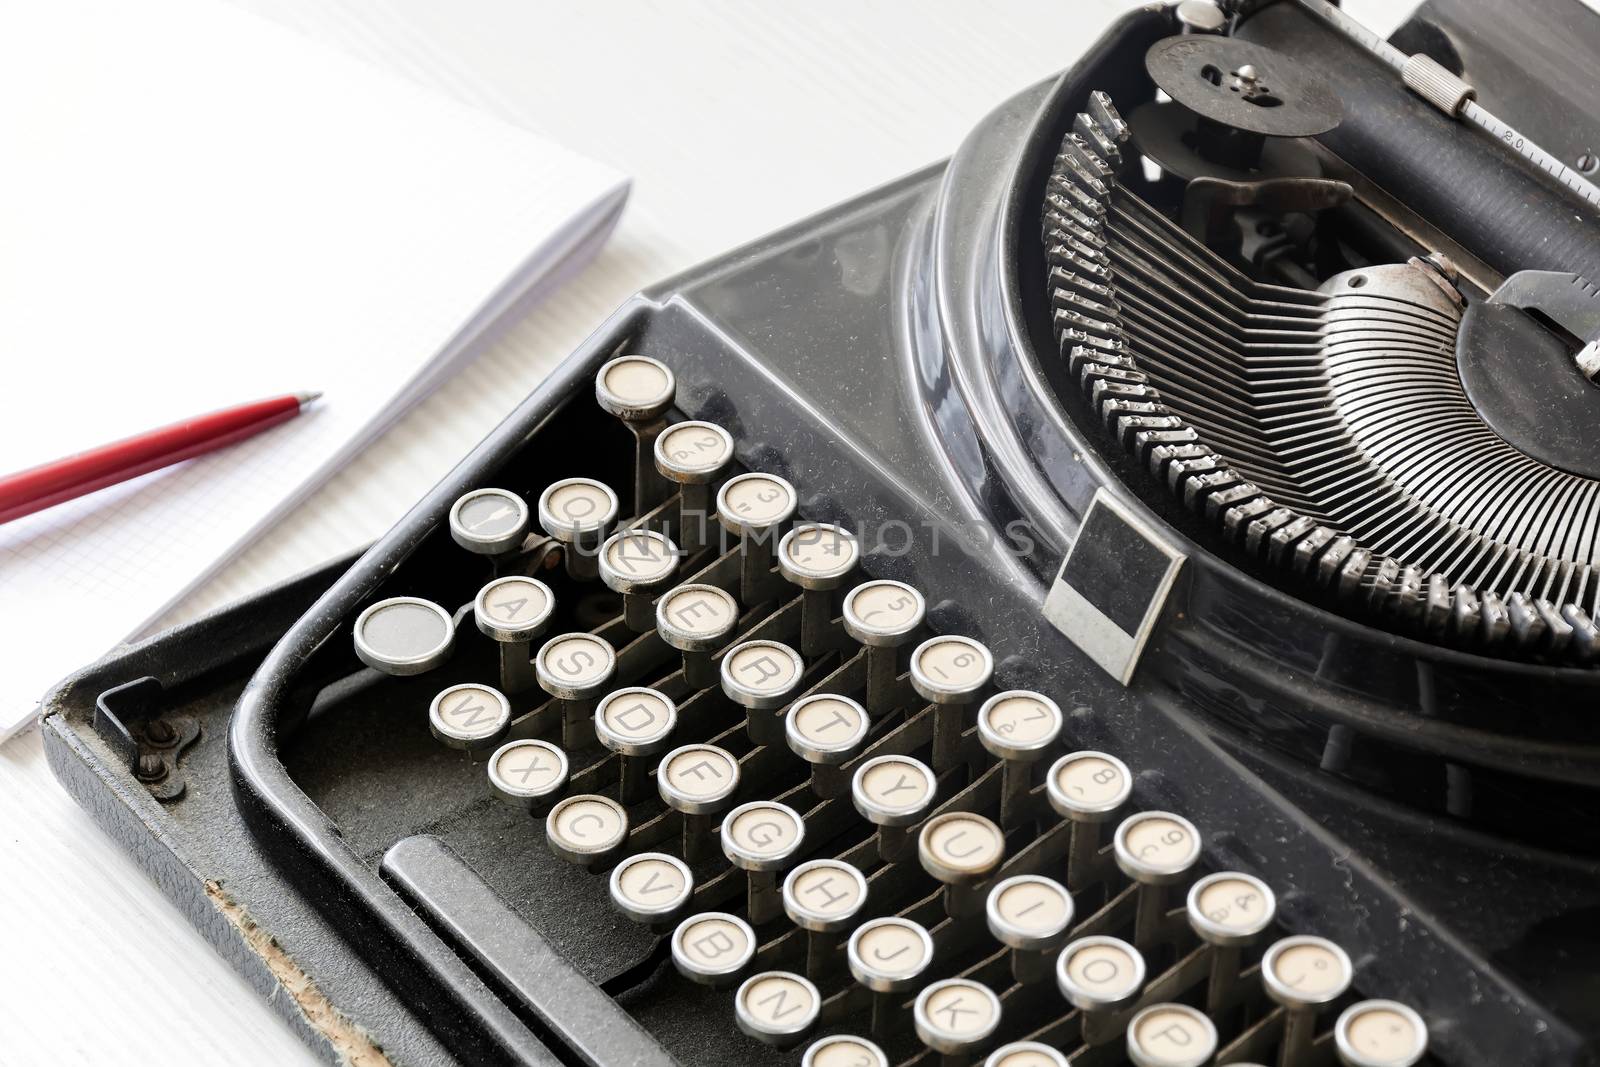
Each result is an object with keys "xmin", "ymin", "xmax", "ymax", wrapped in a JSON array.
[{"xmin": 0, "ymin": 0, "xmax": 629, "ymax": 739}]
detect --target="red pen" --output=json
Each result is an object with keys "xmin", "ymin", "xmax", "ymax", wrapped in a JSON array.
[{"xmin": 0, "ymin": 392, "xmax": 322, "ymax": 525}]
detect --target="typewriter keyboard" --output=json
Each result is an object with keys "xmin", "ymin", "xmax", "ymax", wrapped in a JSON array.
[{"xmin": 347, "ymin": 354, "xmax": 1436, "ymax": 1067}]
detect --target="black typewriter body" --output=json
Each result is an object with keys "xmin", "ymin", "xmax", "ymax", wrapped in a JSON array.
[{"xmin": 41, "ymin": 2, "xmax": 1600, "ymax": 1066}]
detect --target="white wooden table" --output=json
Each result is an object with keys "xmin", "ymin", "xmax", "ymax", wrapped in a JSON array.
[{"xmin": 0, "ymin": 2, "xmax": 1403, "ymax": 1061}]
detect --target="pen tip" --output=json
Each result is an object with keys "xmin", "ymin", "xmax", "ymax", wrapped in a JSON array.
[{"xmin": 296, "ymin": 390, "xmax": 324, "ymax": 407}]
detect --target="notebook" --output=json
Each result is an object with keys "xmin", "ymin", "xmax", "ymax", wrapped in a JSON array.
[{"xmin": 0, "ymin": 0, "xmax": 629, "ymax": 740}]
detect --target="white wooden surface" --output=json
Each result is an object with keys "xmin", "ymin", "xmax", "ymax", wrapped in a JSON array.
[{"xmin": 0, "ymin": 2, "xmax": 1401, "ymax": 1062}]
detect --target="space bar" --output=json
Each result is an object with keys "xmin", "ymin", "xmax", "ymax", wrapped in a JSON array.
[{"xmin": 382, "ymin": 834, "xmax": 677, "ymax": 1067}]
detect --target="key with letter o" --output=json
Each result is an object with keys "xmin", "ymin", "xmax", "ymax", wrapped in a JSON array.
[{"xmin": 1057, "ymin": 935, "xmax": 1146, "ymax": 1047}]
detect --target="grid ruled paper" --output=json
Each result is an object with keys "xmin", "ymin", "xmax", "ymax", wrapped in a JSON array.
[{"xmin": 0, "ymin": 0, "xmax": 627, "ymax": 738}]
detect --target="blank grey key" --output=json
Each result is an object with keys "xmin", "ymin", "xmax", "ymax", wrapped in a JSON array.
[{"xmin": 381, "ymin": 835, "xmax": 675, "ymax": 1067}]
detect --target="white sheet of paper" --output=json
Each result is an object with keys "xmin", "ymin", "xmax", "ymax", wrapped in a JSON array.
[{"xmin": 0, "ymin": 0, "xmax": 628, "ymax": 738}]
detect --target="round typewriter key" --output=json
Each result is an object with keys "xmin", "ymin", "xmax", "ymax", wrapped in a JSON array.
[
  {"xmin": 487, "ymin": 738, "xmax": 568, "ymax": 811},
  {"xmin": 721, "ymin": 639, "xmax": 805, "ymax": 744},
  {"xmin": 919, "ymin": 811, "xmax": 1006, "ymax": 918},
  {"xmin": 1186, "ymin": 871, "xmax": 1276, "ymax": 1014},
  {"xmin": 1057, "ymin": 935, "xmax": 1146, "ymax": 1045},
  {"xmin": 656, "ymin": 583, "xmax": 739, "ymax": 688},
  {"xmin": 596, "ymin": 355, "xmax": 676, "ymax": 516},
  {"xmin": 848, "ymin": 916, "xmax": 934, "ymax": 1036},
  {"xmin": 913, "ymin": 978, "xmax": 1001, "ymax": 1058},
  {"xmin": 609, "ymin": 851, "xmax": 693, "ymax": 925},
  {"xmin": 803, "ymin": 1034, "xmax": 888, "ymax": 1067},
  {"xmin": 1115, "ymin": 811, "xmax": 1202, "ymax": 949},
  {"xmin": 671, "ymin": 911, "xmax": 756, "ymax": 987},
  {"xmin": 449, "ymin": 487, "xmax": 530, "ymax": 556},
  {"xmin": 786, "ymin": 694, "xmax": 869, "ymax": 798},
  {"xmin": 912, "ymin": 635, "xmax": 994, "ymax": 772},
  {"xmin": 599, "ymin": 528, "xmax": 681, "ymax": 630},
  {"xmin": 538, "ymin": 476, "xmax": 619, "ymax": 580},
  {"xmin": 986, "ymin": 874, "xmax": 1075, "ymax": 985},
  {"xmin": 985, "ymin": 1042, "xmax": 1072, "ymax": 1067},
  {"xmin": 535, "ymin": 632, "xmax": 616, "ymax": 749},
  {"xmin": 353, "ymin": 596, "xmax": 455, "ymax": 676},
  {"xmin": 842, "ymin": 579, "xmax": 926, "ymax": 714},
  {"xmin": 783, "ymin": 859, "xmax": 868, "ymax": 979},
  {"xmin": 717, "ymin": 471, "xmax": 798, "ymax": 603},
  {"xmin": 979, "ymin": 690, "xmax": 1063, "ymax": 826},
  {"xmin": 735, "ymin": 970, "xmax": 821, "ymax": 1047},
  {"xmin": 1126, "ymin": 1003, "xmax": 1217, "ymax": 1067},
  {"xmin": 473, "ymin": 575, "xmax": 554, "ymax": 693},
  {"xmin": 723, "ymin": 800, "xmax": 806, "ymax": 923},
  {"xmin": 654, "ymin": 420, "xmax": 734, "ymax": 551},
  {"xmin": 1263, "ymin": 935, "xmax": 1354, "ymax": 1065},
  {"xmin": 779, "ymin": 523, "xmax": 860, "ymax": 655},
  {"xmin": 852, "ymin": 754, "xmax": 937, "ymax": 862},
  {"xmin": 1047, "ymin": 750, "xmax": 1132, "ymax": 891},
  {"xmin": 1335, "ymin": 1000, "xmax": 1429, "ymax": 1067},
  {"xmin": 659, "ymin": 742, "xmax": 741, "ymax": 861},
  {"xmin": 595, "ymin": 354, "xmax": 675, "ymax": 422},
  {"xmin": 546, "ymin": 793, "xmax": 627, "ymax": 867},
  {"xmin": 428, "ymin": 682, "xmax": 511, "ymax": 751},
  {"xmin": 595, "ymin": 686, "xmax": 677, "ymax": 803}
]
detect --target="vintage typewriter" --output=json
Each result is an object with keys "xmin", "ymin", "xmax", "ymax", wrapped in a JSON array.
[{"xmin": 40, "ymin": 0, "xmax": 1600, "ymax": 1064}]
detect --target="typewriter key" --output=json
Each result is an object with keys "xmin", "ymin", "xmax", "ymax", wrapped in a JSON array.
[
  {"xmin": 919, "ymin": 811, "xmax": 1006, "ymax": 918},
  {"xmin": 594, "ymin": 686, "xmax": 677, "ymax": 803},
  {"xmin": 486, "ymin": 738, "xmax": 568, "ymax": 811},
  {"xmin": 778, "ymin": 523, "xmax": 860, "ymax": 656},
  {"xmin": 847, "ymin": 916, "xmax": 935, "ymax": 1035},
  {"xmin": 353, "ymin": 596, "xmax": 455, "ymax": 676},
  {"xmin": 1126, "ymin": 1003, "xmax": 1217, "ymax": 1067},
  {"xmin": 978, "ymin": 691, "xmax": 1064, "ymax": 826},
  {"xmin": 473, "ymin": 575, "xmax": 554, "ymax": 693},
  {"xmin": 656, "ymin": 583, "xmax": 739, "ymax": 688},
  {"xmin": 716, "ymin": 472, "xmax": 798, "ymax": 603},
  {"xmin": 428, "ymin": 682, "xmax": 511, "ymax": 751},
  {"xmin": 1262, "ymin": 935, "xmax": 1354, "ymax": 1067},
  {"xmin": 911, "ymin": 635, "xmax": 994, "ymax": 771},
  {"xmin": 913, "ymin": 978, "xmax": 1001, "ymax": 1061},
  {"xmin": 803, "ymin": 1034, "xmax": 888, "ymax": 1067},
  {"xmin": 449, "ymin": 487, "xmax": 530, "ymax": 557},
  {"xmin": 852, "ymin": 754, "xmax": 938, "ymax": 862},
  {"xmin": 659, "ymin": 742, "xmax": 741, "ymax": 860},
  {"xmin": 537, "ymin": 476, "xmax": 619, "ymax": 581},
  {"xmin": 608, "ymin": 851, "xmax": 693, "ymax": 925},
  {"xmin": 984, "ymin": 1042, "xmax": 1071, "ymax": 1067},
  {"xmin": 654, "ymin": 420, "xmax": 734, "ymax": 552},
  {"xmin": 535, "ymin": 632, "xmax": 617, "ymax": 748},
  {"xmin": 985, "ymin": 874, "xmax": 1075, "ymax": 985},
  {"xmin": 598, "ymin": 528, "xmax": 680, "ymax": 630},
  {"xmin": 722, "ymin": 800, "xmax": 806, "ymax": 924},
  {"xmin": 1114, "ymin": 811, "xmax": 1202, "ymax": 948},
  {"xmin": 671, "ymin": 911, "xmax": 756, "ymax": 987},
  {"xmin": 1046, "ymin": 750, "xmax": 1133, "ymax": 890},
  {"xmin": 1186, "ymin": 871, "xmax": 1276, "ymax": 1014},
  {"xmin": 842, "ymin": 580, "xmax": 926, "ymax": 714},
  {"xmin": 721, "ymin": 639, "xmax": 805, "ymax": 745},
  {"xmin": 1334, "ymin": 1000, "xmax": 1428, "ymax": 1067},
  {"xmin": 1056, "ymin": 935, "xmax": 1146, "ymax": 1045},
  {"xmin": 545, "ymin": 793, "xmax": 627, "ymax": 867},
  {"xmin": 595, "ymin": 355, "xmax": 676, "ymax": 515},
  {"xmin": 734, "ymin": 970, "xmax": 821, "ymax": 1047},
  {"xmin": 783, "ymin": 859, "xmax": 868, "ymax": 980},
  {"xmin": 786, "ymin": 694, "xmax": 869, "ymax": 798}
]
